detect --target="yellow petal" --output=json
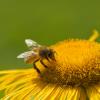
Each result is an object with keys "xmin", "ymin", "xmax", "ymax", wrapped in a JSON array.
[
  {"xmin": 45, "ymin": 86, "xmax": 62, "ymax": 100},
  {"xmin": 65, "ymin": 87, "xmax": 80, "ymax": 100},
  {"xmin": 86, "ymin": 85, "xmax": 100, "ymax": 100},
  {"xmin": 34, "ymin": 84, "xmax": 57, "ymax": 100},
  {"xmin": 59, "ymin": 87, "xmax": 69, "ymax": 100},
  {"xmin": 60, "ymin": 86, "xmax": 87, "ymax": 100},
  {"xmin": 88, "ymin": 30, "xmax": 99, "ymax": 41}
]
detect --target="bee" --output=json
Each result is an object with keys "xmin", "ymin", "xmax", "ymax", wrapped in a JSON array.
[{"xmin": 17, "ymin": 39, "xmax": 56, "ymax": 73}]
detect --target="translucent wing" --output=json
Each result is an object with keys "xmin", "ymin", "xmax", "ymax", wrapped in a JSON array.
[
  {"xmin": 17, "ymin": 51, "xmax": 37, "ymax": 62},
  {"xmin": 25, "ymin": 39, "xmax": 41, "ymax": 48}
]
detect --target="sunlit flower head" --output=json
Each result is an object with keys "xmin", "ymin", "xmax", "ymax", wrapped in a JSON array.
[{"xmin": 0, "ymin": 30, "xmax": 100, "ymax": 100}]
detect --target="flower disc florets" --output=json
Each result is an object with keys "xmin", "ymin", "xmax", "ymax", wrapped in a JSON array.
[{"xmin": 41, "ymin": 40, "xmax": 100, "ymax": 87}]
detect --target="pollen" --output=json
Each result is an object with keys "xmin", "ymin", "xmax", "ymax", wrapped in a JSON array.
[{"xmin": 41, "ymin": 39, "xmax": 100, "ymax": 87}]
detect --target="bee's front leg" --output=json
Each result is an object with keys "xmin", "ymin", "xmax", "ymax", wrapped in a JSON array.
[
  {"xmin": 40, "ymin": 59, "xmax": 48, "ymax": 68},
  {"xmin": 33, "ymin": 59, "xmax": 41, "ymax": 74}
]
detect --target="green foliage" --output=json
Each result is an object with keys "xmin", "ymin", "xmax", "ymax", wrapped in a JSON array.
[
  {"xmin": 0, "ymin": 0, "xmax": 100, "ymax": 69},
  {"xmin": 0, "ymin": 91, "xmax": 4, "ymax": 99}
]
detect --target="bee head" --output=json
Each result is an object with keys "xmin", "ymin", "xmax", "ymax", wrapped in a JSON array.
[{"xmin": 39, "ymin": 48, "xmax": 56, "ymax": 61}]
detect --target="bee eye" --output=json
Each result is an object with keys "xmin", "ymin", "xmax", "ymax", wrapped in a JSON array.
[
  {"xmin": 47, "ymin": 49, "xmax": 56, "ymax": 61},
  {"xmin": 47, "ymin": 50, "xmax": 53, "ymax": 57}
]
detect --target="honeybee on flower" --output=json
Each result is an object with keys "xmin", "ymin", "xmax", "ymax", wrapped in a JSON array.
[
  {"xmin": 0, "ymin": 30, "xmax": 100, "ymax": 100},
  {"xmin": 17, "ymin": 39, "xmax": 56, "ymax": 73}
]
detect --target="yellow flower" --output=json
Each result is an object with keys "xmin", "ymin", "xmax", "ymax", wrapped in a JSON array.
[{"xmin": 0, "ymin": 30, "xmax": 100, "ymax": 100}]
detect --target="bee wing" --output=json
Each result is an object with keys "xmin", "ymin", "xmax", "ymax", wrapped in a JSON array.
[
  {"xmin": 17, "ymin": 51, "xmax": 37, "ymax": 62},
  {"xmin": 25, "ymin": 39, "xmax": 41, "ymax": 48}
]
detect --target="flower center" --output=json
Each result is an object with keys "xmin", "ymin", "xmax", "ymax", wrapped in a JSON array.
[{"xmin": 39, "ymin": 40, "xmax": 100, "ymax": 87}]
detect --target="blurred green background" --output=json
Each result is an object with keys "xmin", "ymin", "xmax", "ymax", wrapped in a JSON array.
[{"xmin": 0, "ymin": 0, "xmax": 100, "ymax": 70}]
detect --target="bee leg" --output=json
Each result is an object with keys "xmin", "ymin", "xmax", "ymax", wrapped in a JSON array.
[
  {"xmin": 45, "ymin": 56, "xmax": 50, "ymax": 62},
  {"xmin": 33, "ymin": 60, "xmax": 41, "ymax": 74},
  {"xmin": 49, "ymin": 55, "xmax": 56, "ymax": 61},
  {"xmin": 40, "ymin": 59, "xmax": 48, "ymax": 68}
]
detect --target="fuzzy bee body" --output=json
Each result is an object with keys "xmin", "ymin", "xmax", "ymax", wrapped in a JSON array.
[{"xmin": 17, "ymin": 39, "xmax": 55, "ymax": 73}]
